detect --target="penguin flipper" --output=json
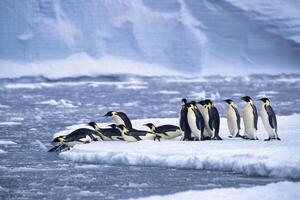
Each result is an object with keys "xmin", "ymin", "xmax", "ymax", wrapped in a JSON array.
[
  {"xmin": 251, "ymin": 104, "xmax": 258, "ymax": 130},
  {"xmin": 48, "ymin": 145, "xmax": 62, "ymax": 152}
]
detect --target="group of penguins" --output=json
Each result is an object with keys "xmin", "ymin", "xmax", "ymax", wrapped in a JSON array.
[{"xmin": 48, "ymin": 96, "xmax": 280, "ymax": 152}]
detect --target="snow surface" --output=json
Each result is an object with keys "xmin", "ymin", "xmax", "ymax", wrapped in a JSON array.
[
  {"xmin": 1, "ymin": 0, "xmax": 300, "ymax": 77},
  {"xmin": 0, "ymin": 140, "xmax": 17, "ymax": 145},
  {"xmin": 59, "ymin": 115, "xmax": 300, "ymax": 180},
  {"xmin": 137, "ymin": 181, "xmax": 300, "ymax": 200}
]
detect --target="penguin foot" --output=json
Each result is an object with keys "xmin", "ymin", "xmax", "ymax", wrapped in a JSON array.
[
  {"xmin": 264, "ymin": 138, "xmax": 271, "ymax": 141},
  {"xmin": 276, "ymin": 137, "xmax": 281, "ymax": 141},
  {"xmin": 212, "ymin": 136, "xmax": 223, "ymax": 140},
  {"xmin": 201, "ymin": 136, "xmax": 211, "ymax": 141},
  {"xmin": 228, "ymin": 136, "xmax": 233, "ymax": 138}
]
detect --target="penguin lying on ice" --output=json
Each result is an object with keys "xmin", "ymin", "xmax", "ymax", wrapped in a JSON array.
[
  {"xmin": 48, "ymin": 123, "xmax": 102, "ymax": 152},
  {"xmin": 144, "ymin": 123, "xmax": 183, "ymax": 141}
]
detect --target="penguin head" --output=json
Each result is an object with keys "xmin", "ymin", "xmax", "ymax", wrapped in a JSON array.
[
  {"xmin": 108, "ymin": 124, "xmax": 117, "ymax": 129},
  {"xmin": 259, "ymin": 97, "xmax": 270, "ymax": 104},
  {"xmin": 205, "ymin": 99, "xmax": 213, "ymax": 108},
  {"xmin": 198, "ymin": 100, "xmax": 205, "ymax": 106},
  {"xmin": 181, "ymin": 98, "xmax": 187, "ymax": 105},
  {"xmin": 224, "ymin": 99, "xmax": 234, "ymax": 105},
  {"xmin": 104, "ymin": 111, "xmax": 116, "ymax": 117},
  {"xmin": 144, "ymin": 123, "xmax": 155, "ymax": 129},
  {"xmin": 116, "ymin": 124, "xmax": 128, "ymax": 132},
  {"xmin": 88, "ymin": 122, "xmax": 99, "ymax": 130},
  {"xmin": 241, "ymin": 96, "xmax": 252, "ymax": 103},
  {"xmin": 190, "ymin": 101, "xmax": 197, "ymax": 109},
  {"xmin": 186, "ymin": 102, "xmax": 193, "ymax": 108}
]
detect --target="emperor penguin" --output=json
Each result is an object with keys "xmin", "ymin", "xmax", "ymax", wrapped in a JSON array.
[
  {"xmin": 241, "ymin": 96, "xmax": 258, "ymax": 140},
  {"xmin": 205, "ymin": 99, "xmax": 222, "ymax": 140},
  {"xmin": 224, "ymin": 99, "xmax": 241, "ymax": 138},
  {"xmin": 104, "ymin": 111, "xmax": 133, "ymax": 130},
  {"xmin": 186, "ymin": 101, "xmax": 204, "ymax": 140},
  {"xmin": 197, "ymin": 100, "xmax": 213, "ymax": 139},
  {"xmin": 259, "ymin": 97, "xmax": 280, "ymax": 141},
  {"xmin": 144, "ymin": 123, "xmax": 183, "ymax": 140},
  {"xmin": 48, "ymin": 123, "xmax": 102, "ymax": 152},
  {"xmin": 88, "ymin": 122, "xmax": 124, "ymax": 141},
  {"xmin": 116, "ymin": 125, "xmax": 155, "ymax": 142},
  {"xmin": 179, "ymin": 98, "xmax": 192, "ymax": 141}
]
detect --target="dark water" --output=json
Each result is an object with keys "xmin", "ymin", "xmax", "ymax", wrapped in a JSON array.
[{"xmin": 0, "ymin": 74, "xmax": 299, "ymax": 199}]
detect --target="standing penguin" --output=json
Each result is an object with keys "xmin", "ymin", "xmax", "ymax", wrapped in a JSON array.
[
  {"xmin": 205, "ymin": 99, "xmax": 222, "ymax": 140},
  {"xmin": 259, "ymin": 97, "xmax": 280, "ymax": 141},
  {"xmin": 190, "ymin": 101, "xmax": 205, "ymax": 140},
  {"xmin": 241, "ymin": 96, "xmax": 258, "ymax": 140},
  {"xmin": 224, "ymin": 99, "xmax": 241, "ymax": 138},
  {"xmin": 179, "ymin": 98, "xmax": 192, "ymax": 141},
  {"xmin": 104, "ymin": 111, "xmax": 133, "ymax": 130},
  {"xmin": 198, "ymin": 100, "xmax": 213, "ymax": 139}
]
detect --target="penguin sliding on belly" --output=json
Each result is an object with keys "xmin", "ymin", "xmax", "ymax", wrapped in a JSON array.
[
  {"xmin": 241, "ymin": 96, "xmax": 258, "ymax": 140},
  {"xmin": 48, "ymin": 124, "xmax": 102, "ymax": 152},
  {"xmin": 224, "ymin": 99, "xmax": 241, "ymax": 138},
  {"xmin": 116, "ymin": 125, "xmax": 155, "ymax": 142},
  {"xmin": 179, "ymin": 98, "xmax": 193, "ymax": 141},
  {"xmin": 104, "ymin": 111, "xmax": 133, "ymax": 130},
  {"xmin": 144, "ymin": 123, "xmax": 183, "ymax": 141},
  {"xmin": 259, "ymin": 97, "xmax": 280, "ymax": 141}
]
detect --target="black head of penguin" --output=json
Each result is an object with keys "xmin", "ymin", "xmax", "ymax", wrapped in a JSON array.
[
  {"xmin": 104, "ymin": 111, "xmax": 114, "ymax": 117},
  {"xmin": 144, "ymin": 123, "xmax": 155, "ymax": 129},
  {"xmin": 259, "ymin": 97, "xmax": 270, "ymax": 103},
  {"xmin": 88, "ymin": 122, "xmax": 98, "ymax": 130},
  {"xmin": 205, "ymin": 99, "xmax": 213, "ymax": 105},
  {"xmin": 241, "ymin": 96, "xmax": 252, "ymax": 102},
  {"xmin": 108, "ymin": 124, "xmax": 117, "ymax": 129},
  {"xmin": 198, "ymin": 100, "xmax": 206, "ymax": 105},
  {"xmin": 182, "ymin": 98, "xmax": 187, "ymax": 105},
  {"xmin": 116, "ymin": 124, "xmax": 127, "ymax": 131},
  {"xmin": 190, "ymin": 101, "xmax": 197, "ymax": 106},
  {"xmin": 224, "ymin": 99, "xmax": 233, "ymax": 104}
]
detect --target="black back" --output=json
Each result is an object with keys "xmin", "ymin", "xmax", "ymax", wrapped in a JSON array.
[
  {"xmin": 232, "ymin": 106, "xmax": 241, "ymax": 130},
  {"xmin": 193, "ymin": 107, "xmax": 205, "ymax": 134},
  {"xmin": 156, "ymin": 125, "xmax": 180, "ymax": 133},
  {"xmin": 180, "ymin": 105, "xmax": 192, "ymax": 140},
  {"xmin": 210, "ymin": 106, "xmax": 220, "ymax": 135},
  {"xmin": 99, "ymin": 128, "xmax": 122, "ymax": 138},
  {"xmin": 117, "ymin": 112, "xmax": 133, "ymax": 130},
  {"xmin": 64, "ymin": 128, "xmax": 99, "ymax": 142},
  {"xmin": 251, "ymin": 104, "xmax": 258, "ymax": 130},
  {"xmin": 265, "ymin": 105, "xmax": 277, "ymax": 133}
]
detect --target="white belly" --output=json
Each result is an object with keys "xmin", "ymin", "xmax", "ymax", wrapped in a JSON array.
[
  {"xmin": 227, "ymin": 107, "xmax": 238, "ymax": 136},
  {"xmin": 158, "ymin": 130, "xmax": 183, "ymax": 139},
  {"xmin": 187, "ymin": 109, "xmax": 201, "ymax": 138},
  {"xmin": 201, "ymin": 108, "xmax": 213, "ymax": 137},
  {"xmin": 121, "ymin": 132, "xmax": 138, "ymax": 142},
  {"xmin": 139, "ymin": 133, "xmax": 155, "ymax": 140},
  {"xmin": 113, "ymin": 115, "xmax": 125, "ymax": 126},
  {"xmin": 260, "ymin": 106, "xmax": 276, "ymax": 138},
  {"xmin": 243, "ymin": 104, "xmax": 256, "ymax": 139}
]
